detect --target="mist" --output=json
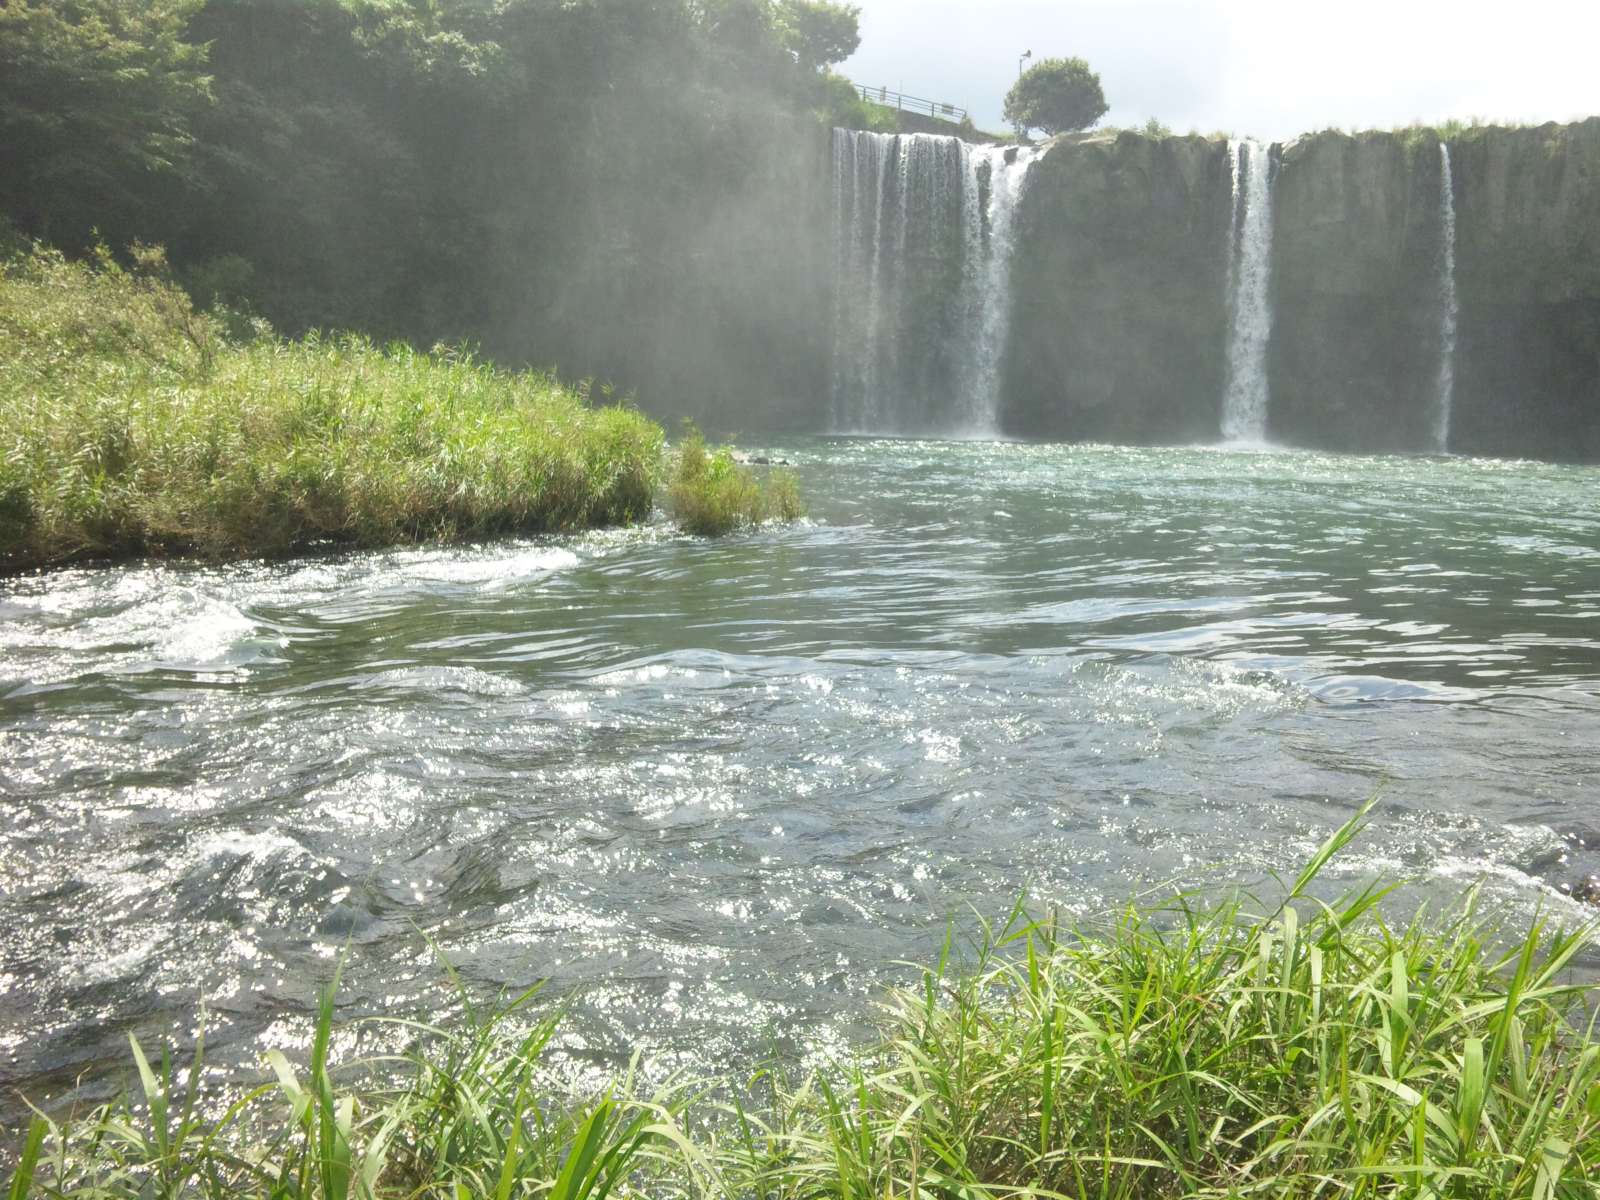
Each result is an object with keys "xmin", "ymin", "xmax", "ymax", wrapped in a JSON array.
[{"xmin": 4, "ymin": 0, "xmax": 1598, "ymax": 453}]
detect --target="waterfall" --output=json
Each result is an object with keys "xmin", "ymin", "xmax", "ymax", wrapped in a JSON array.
[
  {"xmin": 963, "ymin": 144, "xmax": 1038, "ymax": 434},
  {"xmin": 1220, "ymin": 139, "xmax": 1275, "ymax": 444},
  {"xmin": 830, "ymin": 129, "xmax": 1036, "ymax": 436},
  {"xmin": 1432, "ymin": 142, "xmax": 1458, "ymax": 455}
]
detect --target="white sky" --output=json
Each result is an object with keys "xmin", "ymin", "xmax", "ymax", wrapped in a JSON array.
[{"xmin": 840, "ymin": 0, "xmax": 1600, "ymax": 140}]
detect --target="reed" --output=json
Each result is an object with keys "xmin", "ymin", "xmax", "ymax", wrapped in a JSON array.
[
  {"xmin": 667, "ymin": 428, "xmax": 803, "ymax": 537},
  {"xmin": 713, "ymin": 801, "xmax": 1600, "ymax": 1199},
  {"xmin": 6, "ymin": 968, "xmax": 695, "ymax": 1200},
  {"xmin": 0, "ymin": 242, "xmax": 676, "ymax": 570}
]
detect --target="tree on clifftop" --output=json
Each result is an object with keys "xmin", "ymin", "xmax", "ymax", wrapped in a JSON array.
[
  {"xmin": 1004, "ymin": 56, "xmax": 1108, "ymax": 137},
  {"xmin": 776, "ymin": 0, "xmax": 860, "ymax": 72}
]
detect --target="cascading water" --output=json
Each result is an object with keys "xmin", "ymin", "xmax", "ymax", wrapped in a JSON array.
[
  {"xmin": 963, "ymin": 144, "xmax": 1037, "ymax": 434},
  {"xmin": 1432, "ymin": 142, "xmax": 1459, "ymax": 455},
  {"xmin": 1220, "ymin": 139, "xmax": 1275, "ymax": 443},
  {"xmin": 831, "ymin": 129, "xmax": 1035, "ymax": 436}
]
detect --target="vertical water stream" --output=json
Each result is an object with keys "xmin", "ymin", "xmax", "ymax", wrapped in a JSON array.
[
  {"xmin": 963, "ymin": 144, "xmax": 1037, "ymax": 434},
  {"xmin": 831, "ymin": 130, "xmax": 1035, "ymax": 436},
  {"xmin": 1433, "ymin": 142, "xmax": 1459, "ymax": 455},
  {"xmin": 1221, "ymin": 139, "xmax": 1275, "ymax": 443}
]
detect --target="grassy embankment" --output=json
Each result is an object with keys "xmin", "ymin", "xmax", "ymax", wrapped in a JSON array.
[
  {"xmin": 9, "ymin": 805, "xmax": 1600, "ymax": 1198},
  {"xmin": 0, "ymin": 241, "xmax": 797, "ymax": 571}
]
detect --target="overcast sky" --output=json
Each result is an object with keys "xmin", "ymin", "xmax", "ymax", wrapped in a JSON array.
[{"xmin": 839, "ymin": 0, "xmax": 1600, "ymax": 141}]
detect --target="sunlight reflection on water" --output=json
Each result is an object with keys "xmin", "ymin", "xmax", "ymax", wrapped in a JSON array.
[{"xmin": 3, "ymin": 439, "xmax": 1600, "ymax": 1115}]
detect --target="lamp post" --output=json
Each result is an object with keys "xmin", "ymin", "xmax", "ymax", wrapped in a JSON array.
[{"xmin": 1018, "ymin": 50, "xmax": 1032, "ymax": 78}]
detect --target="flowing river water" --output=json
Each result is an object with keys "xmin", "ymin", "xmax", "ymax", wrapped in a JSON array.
[{"xmin": 4, "ymin": 439, "xmax": 1600, "ymax": 1115}]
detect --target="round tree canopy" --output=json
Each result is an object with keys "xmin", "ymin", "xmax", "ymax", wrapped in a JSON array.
[{"xmin": 1003, "ymin": 57, "xmax": 1109, "ymax": 137}]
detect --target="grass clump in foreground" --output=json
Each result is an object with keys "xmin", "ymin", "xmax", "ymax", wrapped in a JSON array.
[
  {"xmin": 668, "ymin": 427, "xmax": 802, "ymax": 537},
  {"xmin": 0, "ymin": 242, "xmax": 794, "ymax": 571},
  {"xmin": 10, "ymin": 803, "xmax": 1600, "ymax": 1199}
]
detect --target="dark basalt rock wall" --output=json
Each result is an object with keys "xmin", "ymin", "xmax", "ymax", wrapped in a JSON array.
[
  {"xmin": 1268, "ymin": 131, "xmax": 1446, "ymax": 454},
  {"xmin": 999, "ymin": 118, "xmax": 1600, "ymax": 461},
  {"xmin": 1001, "ymin": 131, "xmax": 1234, "ymax": 444},
  {"xmin": 1451, "ymin": 119, "xmax": 1600, "ymax": 461}
]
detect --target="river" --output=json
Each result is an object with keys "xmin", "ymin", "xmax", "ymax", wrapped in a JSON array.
[{"xmin": 4, "ymin": 439, "xmax": 1599, "ymax": 1113}]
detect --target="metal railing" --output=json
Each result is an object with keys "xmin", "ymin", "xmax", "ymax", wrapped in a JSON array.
[{"xmin": 851, "ymin": 83, "xmax": 967, "ymax": 124}]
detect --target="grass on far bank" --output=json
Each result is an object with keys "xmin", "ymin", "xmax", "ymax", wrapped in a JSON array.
[
  {"xmin": 0, "ymin": 240, "xmax": 796, "ymax": 572},
  {"xmin": 10, "ymin": 802, "xmax": 1600, "ymax": 1199}
]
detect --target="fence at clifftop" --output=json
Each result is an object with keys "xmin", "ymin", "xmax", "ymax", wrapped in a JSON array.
[{"xmin": 847, "ymin": 81, "xmax": 968, "ymax": 123}]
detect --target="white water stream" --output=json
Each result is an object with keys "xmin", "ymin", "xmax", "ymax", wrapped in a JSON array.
[
  {"xmin": 831, "ymin": 130, "xmax": 1036, "ymax": 435},
  {"xmin": 1433, "ymin": 142, "xmax": 1459, "ymax": 455},
  {"xmin": 1221, "ymin": 139, "xmax": 1275, "ymax": 443}
]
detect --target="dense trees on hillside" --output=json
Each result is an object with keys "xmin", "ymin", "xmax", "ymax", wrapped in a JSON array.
[
  {"xmin": 0, "ymin": 0, "xmax": 864, "ymax": 424},
  {"xmin": 0, "ymin": 1, "xmax": 211, "ymax": 244}
]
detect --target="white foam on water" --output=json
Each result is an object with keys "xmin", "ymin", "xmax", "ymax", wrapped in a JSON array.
[
  {"xmin": 151, "ymin": 590, "xmax": 261, "ymax": 664},
  {"xmin": 398, "ymin": 545, "xmax": 580, "ymax": 586}
]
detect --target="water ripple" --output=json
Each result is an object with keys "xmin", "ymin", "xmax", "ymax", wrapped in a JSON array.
[{"xmin": 4, "ymin": 441, "xmax": 1600, "ymax": 1116}]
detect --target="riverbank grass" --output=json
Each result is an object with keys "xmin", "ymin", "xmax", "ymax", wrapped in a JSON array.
[
  {"xmin": 2, "ymin": 243, "xmax": 801, "ymax": 569},
  {"xmin": 734, "ymin": 815, "xmax": 1600, "ymax": 1199},
  {"xmin": 10, "ymin": 805, "xmax": 1600, "ymax": 1198}
]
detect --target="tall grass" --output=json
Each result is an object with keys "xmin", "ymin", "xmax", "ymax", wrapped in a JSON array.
[
  {"xmin": 9, "ymin": 804, "xmax": 1600, "ymax": 1198},
  {"xmin": 7, "ymin": 971, "xmax": 694, "ymax": 1200},
  {"xmin": 0, "ymin": 243, "xmax": 674, "ymax": 569},
  {"xmin": 716, "ymin": 804, "xmax": 1600, "ymax": 1199},
  {"xmin": 667, "ymin": 428, "xmax": 803, "ymax": 537}
]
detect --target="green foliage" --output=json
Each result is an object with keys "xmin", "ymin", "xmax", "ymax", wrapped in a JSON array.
[
  {"xmin": 1438, "ymin": 116, "xmax": 1493, "ymax": 140},
  {"xmin": 0, "ymin": 0, "xmax": 845, "ymax": 428},
  {"xmin": 10, "ymin": 970, "xmax": 689, "ymax": 1199},
  {"xmin": 169, "ymin": 0, "xmax": 498, "ymax": 340},
  {"xmin": 1142, "ymin": 116, "xmax": 1174, "ymax": 138},
  {"xmin": 668, "ymin": 427, "xmax": 804, "ymax": 536},
  {"xmin": 775, "ymin": 0, "xmax": 861, "ymax": 72},
  {"xmin": 817, "ymin": 72, "xmax": 899, "ymax": 132},
  {"xmin": 0, "ymin": 0, "xmax": 212, "ymax": 246},
  {"xmin": 0, "ymin": 242, "xmax": 666, "ymax": 569},
  {"xmin": 1004, "ymin": 55, "xmax": 1109, "ymax": 137},
  {"xmin": 707, "ymin": 802, "xmax": 1600, "ymax": 1200},
  {"xmin": 1396, "ymin": 117, "xmax": 1496, "ymax": 147},
  {"xmin": 183, "ymin": 251, "xmax": 255, "ymax": 312},
  {"xmin": 13, "ymin": 808, "xmax": 1600, "ymax": 1198}
]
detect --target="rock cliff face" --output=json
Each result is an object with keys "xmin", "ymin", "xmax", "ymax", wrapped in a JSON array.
[
  {"xmin": 1002, "ymin": 132, "xmax": 1233, "ymax": 444},
  {"xmin": 1450, "ymin": 119, "xmax": 1600, "ymax": 461},
  {"xmin": 998, "ymin": 118, "xmax": 1600, "ymax": 461},
  {"xmin": 1268, "ymin": 131, "xmax": 1446, "ymax": 453}
]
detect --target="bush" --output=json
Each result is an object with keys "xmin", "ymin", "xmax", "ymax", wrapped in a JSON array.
[
  {"xmin": 817, "ymin": 72, "xmax": 900, "ymax": 133},
  {"xmin": 667, "ymin": 428, "xmax": 803, "ymax": 536}
]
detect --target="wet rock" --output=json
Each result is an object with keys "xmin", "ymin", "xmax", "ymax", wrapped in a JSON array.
[
  {"xmin": 1564, "ymin": 875, "xmax": 1600, "ymax": 905},
  {"xmin": 1270, "ymin": 131, "xmax": 1445, "ymax": 454}
]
